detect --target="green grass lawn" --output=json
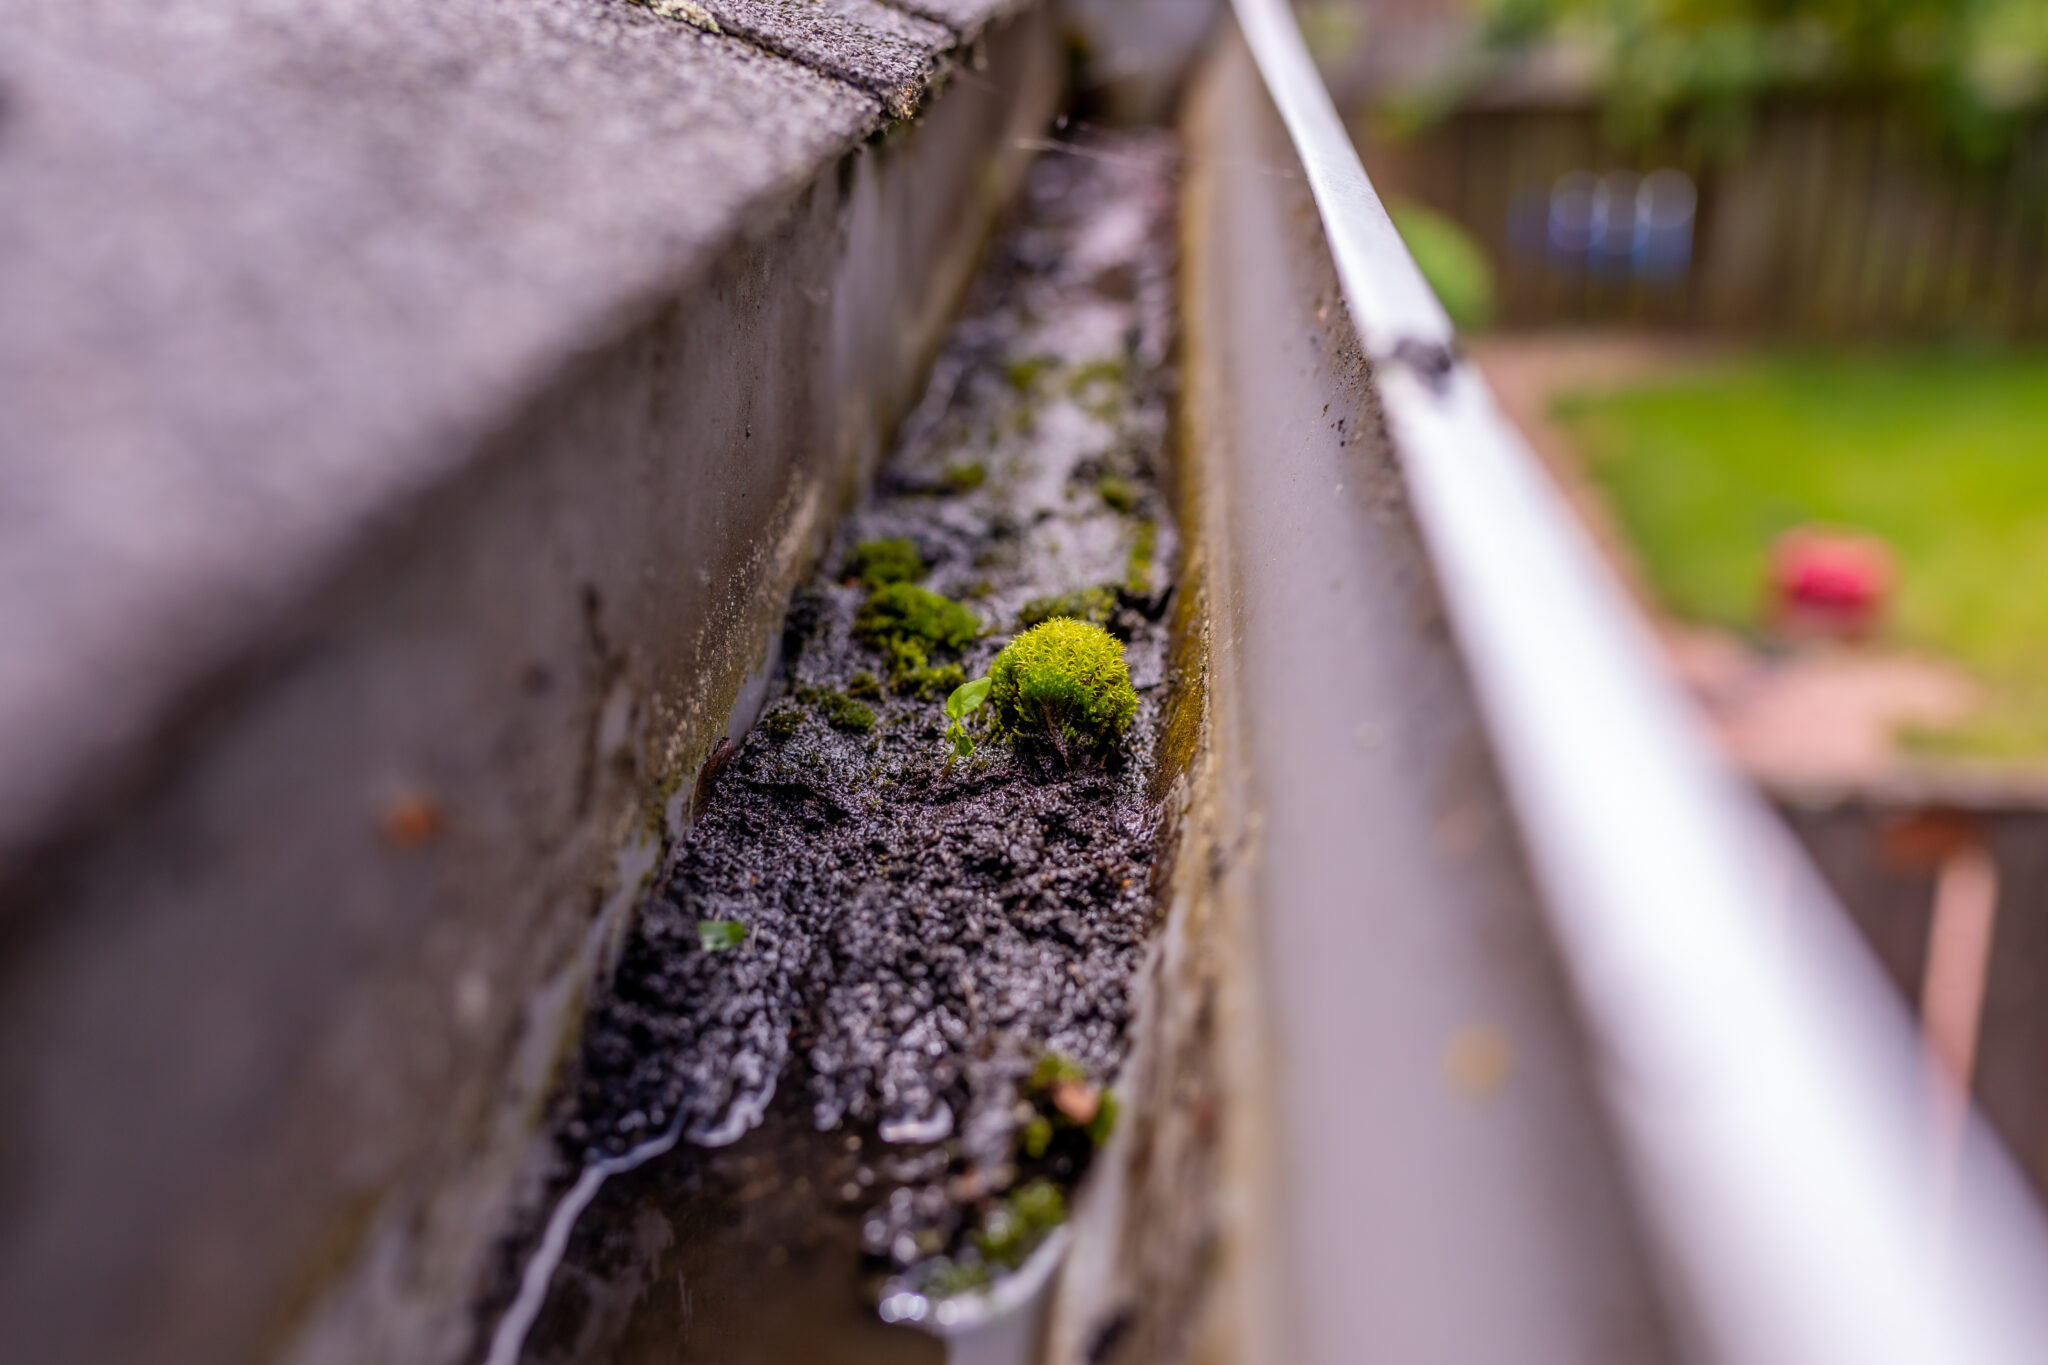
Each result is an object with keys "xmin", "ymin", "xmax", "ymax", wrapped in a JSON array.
[{"xmin": 1555, "ymin": 350, "xmax": 2048, "ymax": 760}]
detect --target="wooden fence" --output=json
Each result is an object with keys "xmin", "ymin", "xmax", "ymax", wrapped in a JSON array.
[{"xmin": 1360, "ymin": 98, "xmax": 2048, "ymax": 337}]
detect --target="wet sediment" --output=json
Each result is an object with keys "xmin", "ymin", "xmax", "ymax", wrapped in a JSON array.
[{"xmin": 506, "ymin": 128, "xmax": 1183, "ymax": 1363}]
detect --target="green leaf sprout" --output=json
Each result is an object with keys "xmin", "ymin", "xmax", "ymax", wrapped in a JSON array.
[
  {"xmin": 697, "ymin": 920, "xmax": 747, "ymax": 952},
  {"xmin": 944, "ymin": 675, "xmax": 992, "ymax": 761}
]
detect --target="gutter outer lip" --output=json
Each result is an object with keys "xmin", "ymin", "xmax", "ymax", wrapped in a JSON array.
[{"xmin": 1226, "ymin": 1, "xmax": 2048, "ymax": 1362}]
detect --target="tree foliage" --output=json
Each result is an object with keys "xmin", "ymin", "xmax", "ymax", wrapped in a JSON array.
[{"xmin": 1478, "ymin": 0, "xmax": 2048, "ymax": 160}]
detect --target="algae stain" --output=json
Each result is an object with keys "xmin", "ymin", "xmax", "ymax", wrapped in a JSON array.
[{"xmin": 631, "ymin": 0, "xmax": 721, "ymax": 34}]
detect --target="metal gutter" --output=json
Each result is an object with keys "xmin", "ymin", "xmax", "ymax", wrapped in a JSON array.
[{"xmin": 1226, "ymin": 1, "xmax": 2048, "ymax": 1361}]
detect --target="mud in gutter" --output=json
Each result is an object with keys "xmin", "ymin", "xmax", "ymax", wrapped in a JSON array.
[{"xmin": 476, "ymin": 128, "xmax": 1191, "ymax": 1365}]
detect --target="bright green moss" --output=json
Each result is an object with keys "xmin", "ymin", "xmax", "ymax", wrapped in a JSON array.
[
  {"xmin": 1017, "ymin": 585, "xmax": 1117, "ymax": 631},
  {"xmin": 844, "ymin": 538, "xmax": 924, "ymax": 589},
  {"xmin": 855, "ymin": 583, "xmax": 982, "ymax": 681},
  {"xmin": 989, "ymin": 619, "xmax": 1137, "ymax": 762}
]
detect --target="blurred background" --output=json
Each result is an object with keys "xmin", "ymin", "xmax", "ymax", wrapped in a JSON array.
[{"xmin": 1316, "ymin": 0, "xmax": 2048, "ymax": 1199}]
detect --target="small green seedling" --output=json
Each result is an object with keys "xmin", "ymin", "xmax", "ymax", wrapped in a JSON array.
[
  {"xmin": 698, "ymin": 920, "xmax": 747, "ymax": 952},
  {"xmin": 944, "ymin": 675, "xmax": 992, "ymax": 760}
]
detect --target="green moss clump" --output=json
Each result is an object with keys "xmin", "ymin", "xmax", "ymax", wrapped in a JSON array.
[
  {"xmin": 855, "ymin": 583, "xmax": 981, "ymax": 681},
  {"xmin": 821, "ymin": 693, "xmax": 876, "ymax": 734},
  {"xmin": 1017, "ymin": 585, "xmax": 1117, "ymax": 631},
  {"xmin": 975, "ymin": 1179, "xmax": 1065, "ymax": 1270},
  {"xmin": 941, "ymin": 461, "xmax": 987, "ymax": 494},
  {"xmin": 1125, "ymin": 518, "xmax": 1157, "ymax": 596},
  {"xmin": 763, "ymin": 709, "xmax": 803, "ymax": 742},
  {"xmin": 1006, "ymin": 355, "xmax": 1052, "ymax": 391},
  {"xmin": 924, "ymin": 1257, "xmax": 992, "ymax": 1298},
  {"xmin": 844, "ymin": 538, "xmax": 924, "ymax": 589},
  {"xmin": 1030, "ymin": 1053, "xmax": 1088, "ymax": 1090},
  {"xmin": 1021, "ymin": 1115, "xmax": 1054, "ymax": 1159},
  {"xmin": 845, "ymin": 671, "xmax": 882, "ymax": 699},
  {"xmin": 900, "ymin": 662, "xmax": 967, "ymax": 701},
  {"xmin": 1087, "ymin": 1091, "xmax": 1119, "ymax": 1147},
  {"xmin": 989, "ymin": 619, "xmax": 1137, "ymax": 763},
  {"xmin": 1097, "ymin": 474, "xmax": 1141, "ymax": 515}
]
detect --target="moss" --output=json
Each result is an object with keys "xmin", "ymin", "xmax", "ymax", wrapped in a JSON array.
[
  {"xmin": 1017, "ymin": 585, "xmax": 1117, "ymax": 631},
  {"xmin": 1030, "ymin": 1053, "xmax": 1088, "ymax": 1090},
  {"xmin": 631, "ymin": 0, "xmax": 721, "ymax": 32},
  {"xmin": 1021, "ymin": 1114, "xmax": 1054, "ymax": 1160},
  {"xmin": 976, "ymin": 1179, "xmax": 1065, "ymax": 1269},
  {"xmin": 904, "ymin": 1173, "xmax": 1068, "ymax": 1302},
  {"xmin": 900, "ymin": 662, "xmax": 967, "ymax": 700},
  {"xmin": 1097, "ymin": 474, "xmax": 1141, "ymax": 515},
  {"xmin": 1070, "ymin": 357, "xmax": 1130, "ymax": 419},
  {"xmin": 1125, "ymin": 518, "xmax": 1157, "ymax": 596},
  {"xmin": 844, "ymin": 538, "xmax": 924, "ymax": 589},
  {"xmin": 1006, "ymin": 355, "xmax": 1053, "ymax": 391},
  {"xmin": 1087, "ymin": 1091, "xmax": 1119, "ymax": 1147},
  {"xmin": 989, "ymin": 620, "xmax": 1137, "ymax": 763},
  {"xmin": 941, "ymin": 461, "xmax": 987, "ymax": 494},
  {"xmin": 821, "ymin": 693, "xmax": 877, "ymax": 734},
  {"xmin": 846, "ymin": 671, "xmax": 882, "ymax": 699},
  {"xmin": 763, "ymin": 709, "xmax": 803, "ymax": 742},
  {"xmin": 923, "ymin": 1257, "xmax": 992, "ymax": 1298},
  {"xmin": 855, "ymin": 583, "xmax": 982, "ymax": 685},
  {"xmin": 1149, "ymin": 570, "xmax": 1207, "ymax": 804}
]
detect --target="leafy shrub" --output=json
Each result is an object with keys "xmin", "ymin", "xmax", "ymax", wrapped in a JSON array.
[
  {"xmin": 1388, "ymin": 196, "xmax": 1496, "ymax": 332},
  {"xmin": 1473, "ymin": 0, "xmax": 2048, "ymax": 162}
]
